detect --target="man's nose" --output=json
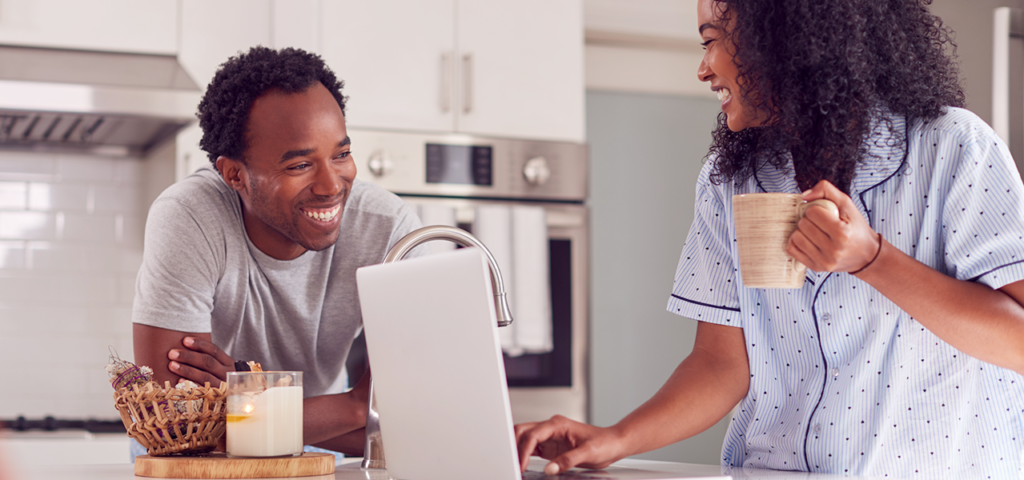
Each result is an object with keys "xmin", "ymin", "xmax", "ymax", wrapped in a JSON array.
[{"xmin": 312, "ymin": 160, "xmax": 343, "ymax": 197}]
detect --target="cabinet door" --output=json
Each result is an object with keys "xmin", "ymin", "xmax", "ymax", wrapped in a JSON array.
[
  {"xmin": 0, "ymin": 0, "xmax": 177, "ymax": 54},
  {"xmin": 321, "ymin": 0, "xmax": 455, "ymax": 133},
  {"xmin": 457, "ymin": 0, "xmax": 585, "ymax": 142},
  {"xmin": 179, "ymin": 0, "xmax": 272, "ymax": 90}
]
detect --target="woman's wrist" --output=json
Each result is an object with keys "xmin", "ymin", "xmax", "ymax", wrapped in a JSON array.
[{"xmin": 850, "ymin": 232, "xmax": 883, "ymax": 276}]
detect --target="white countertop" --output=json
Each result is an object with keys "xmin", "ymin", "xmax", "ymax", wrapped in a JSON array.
[{"xmin": 12, "ymin": 457, "xmax": 886, "ymax": 480}]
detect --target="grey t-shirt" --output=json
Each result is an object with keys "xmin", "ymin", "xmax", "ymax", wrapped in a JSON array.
[{"xmin": 132, "ymin": 165, "xmax": 422, "ymax": 396}]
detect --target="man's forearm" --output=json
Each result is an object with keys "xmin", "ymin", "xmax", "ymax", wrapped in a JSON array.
[
  {"xmin": 303, "ymin": 372, "xmax": 370, "ymax": 445},
  {"xmin": 303, "ymin": 391, "xmax": 368, "ymax": 446},
  {"xmin": 313, "ymin": 428, "xmax": 366, "ymax": 456},
  {"xmin": 856, "ymin": 238, "xmax": 1024, "ymax": 374}
]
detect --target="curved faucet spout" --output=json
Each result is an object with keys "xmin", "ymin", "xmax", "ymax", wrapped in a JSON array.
[
  {"xmin": 361, "ymin": 225, "xmax": 513, "ymax": 470},
  {"xmin": 383, "ymin": 225, "xmax": 514, "ymax": 327}
]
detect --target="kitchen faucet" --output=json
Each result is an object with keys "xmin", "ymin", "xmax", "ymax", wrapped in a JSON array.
[{"xmin": 361, "ymin": 225, "xmax": 514, "ymax": 470}]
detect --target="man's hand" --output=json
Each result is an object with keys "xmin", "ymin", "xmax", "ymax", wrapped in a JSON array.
[
  {"xmin": 788, "ymin": 179, "xmax": 881, "ymax": 274},
  {"xmin": 168, "ymin": 336, "xmax": 236, "ymax": 386},
  {"xmin": 514, "ymin": 415, "xmax": 626, "ymax": 475}
]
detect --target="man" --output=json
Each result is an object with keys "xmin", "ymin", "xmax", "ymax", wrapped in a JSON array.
[{"xmin": 132, "ymin": 46, "xmax": 422, "ymax": 454}]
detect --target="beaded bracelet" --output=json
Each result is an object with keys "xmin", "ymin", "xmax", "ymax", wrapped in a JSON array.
[{"xmin": 850, "ymin": 232, "xmax": 883, "ymax": 275}]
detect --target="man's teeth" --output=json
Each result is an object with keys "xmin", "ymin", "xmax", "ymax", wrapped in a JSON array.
[
  {"xmin": 305, "ymin": 205, "xmax": 341, "ymax": 222},
  {"xmin": 717, "ymin": 89, "xmax": 731, "ymax": 102}
]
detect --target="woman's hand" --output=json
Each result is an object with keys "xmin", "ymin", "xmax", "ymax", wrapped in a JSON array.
[
  {"xmin": 788, "ymin": 180, "xmax": 882, "ymax": 274},
  {"xmin": 515, "ymin": 415, "xmax": 628, "ymax": 475},
  {"xmin": 168, "ymin": 336, "xmax": 236, "ymax": 387}
]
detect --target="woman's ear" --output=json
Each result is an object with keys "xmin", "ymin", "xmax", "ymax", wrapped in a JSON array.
[{"xmin": 216, "ymin": 156, "xmax": 248, "ymax": 193}]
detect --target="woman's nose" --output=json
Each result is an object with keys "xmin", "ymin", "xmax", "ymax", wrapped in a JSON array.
[{"xmin": 697, "ymin": 57, "xmax": 712, "ymax": 83}]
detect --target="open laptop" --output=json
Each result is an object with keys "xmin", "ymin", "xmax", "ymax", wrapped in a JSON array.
[{"xmin": 356, "ymin": 248, "xmax": 730, "ymax": 480}]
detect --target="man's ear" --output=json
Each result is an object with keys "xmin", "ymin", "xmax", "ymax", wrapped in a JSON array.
[{"xmin": 216, "ymin": 156, "xmax": 248, "ymax": 194}]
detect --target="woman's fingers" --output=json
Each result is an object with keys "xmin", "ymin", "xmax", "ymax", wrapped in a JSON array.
[
  {"xmin": 515, "ymin": 415, "xmax": 624, "ymax": 474},
  {"xmin": 516, "ymin": 415, "xmax": 577, "ymax": 472}
]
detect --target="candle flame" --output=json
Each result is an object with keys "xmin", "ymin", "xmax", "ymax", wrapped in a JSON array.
[{"xmin": 244, "ymin": 404, "xmax": 254, "ymax": 414}]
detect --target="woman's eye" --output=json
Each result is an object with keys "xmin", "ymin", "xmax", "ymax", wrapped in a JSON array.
[{"xmin": 700, "ymin": 39, "xmax": 713, "ymax": 50}]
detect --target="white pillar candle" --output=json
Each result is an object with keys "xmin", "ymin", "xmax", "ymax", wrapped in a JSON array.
[{"xmin": 227, "ymin": 385, "xmax": 303, "ymax": 457}]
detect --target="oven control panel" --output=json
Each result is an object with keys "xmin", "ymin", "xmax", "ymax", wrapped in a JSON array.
[{"xmin": 348, "ymin": 128, "xmax": 587, "ymax": 201}]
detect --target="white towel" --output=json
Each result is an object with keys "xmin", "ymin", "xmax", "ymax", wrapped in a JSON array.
[
  {"xmin": 418, "ymin": 204, "xmax": 458, "ymax": 255},
  {"xmin": 473, "ymin": 205, "xmax": 520, "ymax": 356},
  {"xmin": 511, "ymin": 205, "xmax": 552, "ymax": 354}
]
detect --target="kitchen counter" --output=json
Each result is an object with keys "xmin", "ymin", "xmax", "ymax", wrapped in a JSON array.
[{"xmin": 13, "ymin": 457, "xmax": 886, "ymax": 480}]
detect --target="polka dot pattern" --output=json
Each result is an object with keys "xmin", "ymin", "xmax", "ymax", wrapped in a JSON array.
[{"xmin": 666, "ymin": 108, "xmax": 1024, "ymax": 478}]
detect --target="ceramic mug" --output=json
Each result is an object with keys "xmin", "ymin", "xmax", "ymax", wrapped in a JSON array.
[{"xmin": 733, "ymin": 193, "xmax": 839, "ymax": 288}]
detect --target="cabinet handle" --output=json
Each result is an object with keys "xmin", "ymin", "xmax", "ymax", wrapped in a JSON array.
[
  {"xmin": 462, "ymin": 53, "xmax": 473, "ymax": 114},
  {"xmin": 440, "ymin": 52, "xmax": 452, "ymax": 113}
]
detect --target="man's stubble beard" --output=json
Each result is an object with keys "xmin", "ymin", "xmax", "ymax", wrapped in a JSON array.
[{"xmin": 248, "ymin": 176, "xmax": 342, "ymax": 253}]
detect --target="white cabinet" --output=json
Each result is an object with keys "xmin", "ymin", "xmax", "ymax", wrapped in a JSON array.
[
  {"xmin": 321, "ymin": 0, "xmax": 585, "ymax": 142},
  {"xmin": 0, "ymin": 0, "xmax": 177, "ymax": 55},
  {"xmin": 456, "ymin": 0, "xmax": 584, "ymax": 142},
  {"xmin": 179, "ymin": 0, "xmax": 273, "ymax": 92},
  {"xmin": 321, "ymin": 0, "xmax": 456, "ymax": 134}
]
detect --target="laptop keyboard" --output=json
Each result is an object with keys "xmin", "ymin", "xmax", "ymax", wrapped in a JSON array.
[{"xmin": 523, "ymin": 470, "xmax": 612, "ymax": 479}]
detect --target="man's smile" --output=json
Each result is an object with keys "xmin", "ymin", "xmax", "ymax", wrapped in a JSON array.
[{"xmin": 302, "ymin": 203, "xmax": 342, "ymax": 223}]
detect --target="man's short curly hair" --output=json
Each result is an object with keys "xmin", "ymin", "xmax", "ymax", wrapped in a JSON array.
[
  {"xmin": 197, "ymin": 46, "xmax": 347, "ymax": 164},
  {"xmin": 706, "ymin": 0, "xmax": 965, "ymax": 194}
]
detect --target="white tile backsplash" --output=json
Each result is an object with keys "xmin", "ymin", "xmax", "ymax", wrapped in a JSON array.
[
  {"xmin": 0, "ymin": 211, "xmax": 55, "ymax": 240},
  {"xmin": 0, "ymin": 150, "xmax": 147, "ymax": 420},
  {"xmin": 0, "ymin": 182, "xmax": 27, "ymax": 209},
  {"xmin": 27, "ymin": 183, "xmax": 90, "ymax": 211},
  {"xmin": 0, "ymin": 241, "xmax": 26, "ymax": 269}
]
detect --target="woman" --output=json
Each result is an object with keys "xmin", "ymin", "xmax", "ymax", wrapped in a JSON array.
[{"xmin": 515, "ymin": 0, "xmax": 1024, "ymax": 478}]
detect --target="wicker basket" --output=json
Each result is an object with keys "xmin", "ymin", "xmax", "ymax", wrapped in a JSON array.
[{"xmin": 113, "ymin": 380, "xmax": 227, "ymax": 456}]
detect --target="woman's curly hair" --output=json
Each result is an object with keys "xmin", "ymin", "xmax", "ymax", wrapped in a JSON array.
[
  {"xmin": 197, "ymin": 46, "xmax": 347, "ymax": 165},
  {"xmin": 708, "ymin": 0, "xmax": 965, "ymax": 193}
]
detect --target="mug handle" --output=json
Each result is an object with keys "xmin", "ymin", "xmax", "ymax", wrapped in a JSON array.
[{"xmin": 799, "ymin": 198, "xmax": 839, "ymax": 219}]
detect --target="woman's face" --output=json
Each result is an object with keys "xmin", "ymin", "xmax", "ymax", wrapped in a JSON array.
[{"xmin": 697, "ymin": 0, "xmax": 763, "ymax": 131}]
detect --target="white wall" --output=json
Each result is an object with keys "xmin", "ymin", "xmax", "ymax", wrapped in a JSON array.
[
  {"xmin": 930, "ymin": 0, "xmax": 1024, "ymax": 125},
  {"xmin": 0, "ymin": 150, "xmax": 152, "ymax": 420}
]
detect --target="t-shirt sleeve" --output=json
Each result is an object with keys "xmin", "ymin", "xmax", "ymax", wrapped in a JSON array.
[
  {"xmin": 666, "ymin": 173, "xmax": 743, "ymax": 326},
  {"xmin": 942, "ymin": 129, "xmax": 1024, "ymax": 290},
  {"xmin": 386, "ymin": 199, "xmax": 428, "ymax": 258},
  {"xmin": 132, "ymin": 197, "xmax": 221, "ymax": 332}
]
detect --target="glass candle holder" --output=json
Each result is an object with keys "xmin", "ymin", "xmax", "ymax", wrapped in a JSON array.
[{"xmin": 226, "ymin": 371, "xmax": 303, "ymax": 457}]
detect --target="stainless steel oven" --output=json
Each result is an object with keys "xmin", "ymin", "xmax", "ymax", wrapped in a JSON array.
[{"xmin": 346, "ymin": 128, "xmax": 589, "ymax": 423}]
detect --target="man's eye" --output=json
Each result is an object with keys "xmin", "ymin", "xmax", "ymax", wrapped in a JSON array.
[
  {"xmin": 289, "ymin": 163, "xmax": 311, "ymax": 171},
  {"xmin": 335, "ymin": 151, "xmax": 351, "ymax": 160}
]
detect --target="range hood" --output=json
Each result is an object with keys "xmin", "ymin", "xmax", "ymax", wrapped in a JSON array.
[{"xmin": 0, "ymin": 45, "xmax": 202, "ymax": 156}]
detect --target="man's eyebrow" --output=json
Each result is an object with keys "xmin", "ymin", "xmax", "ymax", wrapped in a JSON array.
[
  {"xmin": 699, "ymin": 23, "xmax": 718, "ymax": 35},
  {"xmin": 280, "ymin": 148, "xmax": 315, "ymax": 162},
  {"xmin": 278, "ymin": 137, "xmax": 351, "ymax": 162}
]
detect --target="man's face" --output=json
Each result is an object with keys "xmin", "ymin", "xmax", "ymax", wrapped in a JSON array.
[{"xmin": 223, "ymin": 82, "xmax": 356, "ymax": 260}]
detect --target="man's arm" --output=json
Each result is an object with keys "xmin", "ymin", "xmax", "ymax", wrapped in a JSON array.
[
  {"xmin": 515, "ymin": 321, "xmax": 749, "ymax": 474},
  {"xmin": 133, "ymin": 324, "xmax": 232, "ymax": 386},
  {"xmin": 135, "ymin": 324, "xmax": 372, "ymax": 449}
]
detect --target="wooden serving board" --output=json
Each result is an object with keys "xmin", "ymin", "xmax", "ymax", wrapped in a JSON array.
[{"xmin": 134, "ymin": 452, "xmax": 335, "ymax": 479}]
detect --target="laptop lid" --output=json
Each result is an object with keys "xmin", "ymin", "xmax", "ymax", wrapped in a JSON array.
[
  {"xmin": 357, "ymin": 248, "xmax": 519, "ymax": 480},
  {"xmin": 357, "ymin": 248, "xmax": 729, "ymax": 480}
]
